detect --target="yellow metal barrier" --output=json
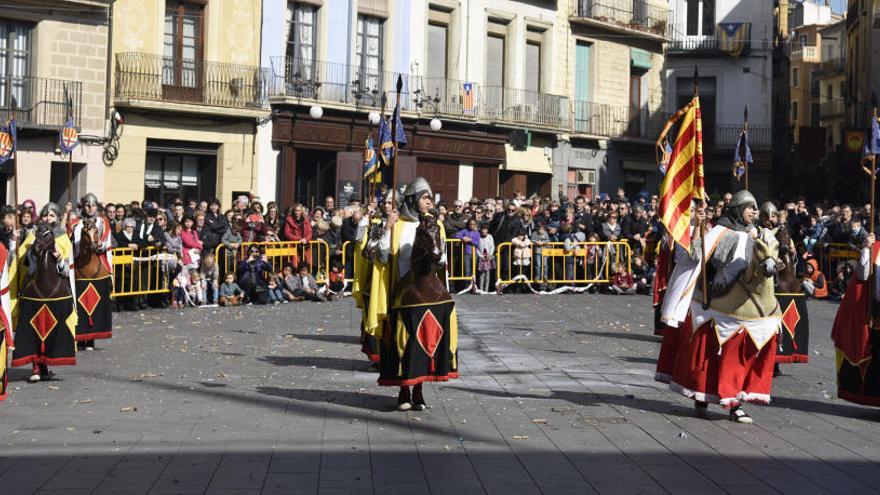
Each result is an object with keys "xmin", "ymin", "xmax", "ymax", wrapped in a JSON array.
[
  {"xmin": 495, "ymin": 241, "xmax": 632, "ymax": 286},
  {"xmin": 215, "ymin": 240, "xmax": 330, "ymax": 285},
  {"xmin": 446, "ymin": 238, "xmax": 477, "ymax": 284},
  {"xmin": 817, "ymin": 242, "xmax": 859, "ymax": 279},
  {"xmin": 110, "ymin": 246, "xmax": 172, "ymax": 298},
  {"xmin": 342, "ymin": 240, "xmax": 356, "ymax": 287}
]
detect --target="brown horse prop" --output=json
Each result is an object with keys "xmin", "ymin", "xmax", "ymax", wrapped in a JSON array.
[
  {"xmin": 73, "ymin": 218, "xmax": 113, "ymax": 342},
  {"xmin": 12, "ymin": 224, "xmax": 77, "ymax": 367},
  {"xmin": 378, "ymin": 215, "xmax": 459, "ymax": 387}
]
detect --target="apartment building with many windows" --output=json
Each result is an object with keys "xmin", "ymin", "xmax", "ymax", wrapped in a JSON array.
[
  {"xmin": 1, "ymin": 1, "xmax": 111, "ymax": 206},
  {"xmin": 261, "ymin": 0, "xmax": 670, "ymax": 207},
  {"xmin": 665, "ymin": 0, "xmax": 774, "ymax": 198}
]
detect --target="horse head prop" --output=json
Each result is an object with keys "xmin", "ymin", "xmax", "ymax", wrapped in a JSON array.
[
  {"xmin": 74, "ymin": 217, "xmax": 110, "ymax": 279},
  {"xmin": 23, "ymin": 224, "xmax": 71, "ymax": 300},
  {"xmin": 398, "ymin": 215, "xmax": 450, "ymax": 306},
  {"xmin": 774, "ymin": 226, "xmax": 801, "ymax": 293},
  {"xmin": 709, "ymin": 228, "xmax": 781, "ymax": 320}
]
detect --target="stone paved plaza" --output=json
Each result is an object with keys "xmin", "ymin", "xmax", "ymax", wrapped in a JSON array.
[{"xmin": 0, "ymin": 294, "xmax": 878, "ymax": 494}]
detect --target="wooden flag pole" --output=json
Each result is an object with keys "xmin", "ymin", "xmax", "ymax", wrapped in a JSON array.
[
  {"xmin": 743, "ymin": 106, "xmax": 750, "ymax": 191},
  {"xmin": 10, "ymin": 99, "xmax": 18, "ymax": 228},
  {"xmin": 692, "ymin": 66, "xmax": 710, "ymax": 309},
  {"xmin": 390, "ymin": 75, "xmax": 403, "ymax": 210},
  {"xmin": 867, "ymin": 93, "xmax": 878, "ymax": 325}
]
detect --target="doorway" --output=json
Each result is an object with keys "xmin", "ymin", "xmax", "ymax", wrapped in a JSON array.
[{"xmin": 296, "ymin": 149, "xmax": 336, "ymax": 210}]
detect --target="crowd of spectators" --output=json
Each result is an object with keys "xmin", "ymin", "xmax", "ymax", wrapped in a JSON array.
[{"xmin": 3, "ymin": 187, "xmax": 870, "ymax": 311}]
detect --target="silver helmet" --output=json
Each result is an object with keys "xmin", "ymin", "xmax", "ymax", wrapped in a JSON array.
[
  {"xmin": 758, "ymin": 201, "xmax": 779, "ymax": 227},
  {"xmin": 399, "ymin": 177, "xmax": 433, "ymax": 221},
  {"xmin": 80, "ymin": 193, "xmax": 99, "ymax": 208},
  {"xmin": 722, "ymin": 190, "xmax": 758, "ymax": 230}
]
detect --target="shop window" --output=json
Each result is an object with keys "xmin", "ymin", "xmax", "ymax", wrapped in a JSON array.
[{"xmin": 144, "ymin": 152, "xmax": 216, "ymax": 207}]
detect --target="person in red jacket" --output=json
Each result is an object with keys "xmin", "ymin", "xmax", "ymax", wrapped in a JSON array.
[
  {"xmin": 284, "ymin": 204, "xmax": 312, "ymax": 268},
  {"xmin": 180, "ymin": 215, "xmax": 204, "ymax": 269}
]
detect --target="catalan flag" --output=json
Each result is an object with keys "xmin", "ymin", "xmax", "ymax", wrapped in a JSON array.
[
  {"xmin": 658, "ymin": 96, "xmax": 705, "ymax": 250},
  {"xmin": 0, "ymin": 118, "xmax": 15, "ymax": 165},
  {"xmin": 462, "ymin": 82, "xmax": 475, "ymax": 115},
  {"xmin": 716, "ymin": 22, "xmax": 751, "ymax": 58}
]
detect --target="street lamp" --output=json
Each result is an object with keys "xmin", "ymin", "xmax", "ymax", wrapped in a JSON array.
[
  {"xmin": 289, "ymin": 70, "xmax": 323, "ymax": 120},
  {"xmin": 368, "ymin": 111, "xmax": 381, "ymax": 125},
  {"xmin": 414, "ymin": 88, "xmax": 442, "ymax": 131}
]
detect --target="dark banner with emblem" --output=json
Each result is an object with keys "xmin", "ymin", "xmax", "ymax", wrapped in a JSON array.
[
  {"xmin": 12, "ymin": 297, "xmax": 76, "ymax": 367},
  {"xmin": 776, "ymin": 293, "xmax": 809, "ymax": 364},
  {"xmin": 75, "ymin": 276, "xmax": 113, "ymax": 341},
  {"xmin": 379, "ymin": 301, "xmax": 458, "ymax": 386}
]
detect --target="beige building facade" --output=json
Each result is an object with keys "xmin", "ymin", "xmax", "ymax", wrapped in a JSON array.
[
  {"xmin": 107, "ymin": 0, "xmax": 267, "ymax": 208},
  {"xmin": 3, "ymin": 1, "xmax": 111, "ymax": 207}
]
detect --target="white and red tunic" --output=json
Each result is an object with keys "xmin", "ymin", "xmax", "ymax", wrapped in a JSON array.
[{"xmin": 655, "ymin": 225, "xmax": 781, "ymax": 408}]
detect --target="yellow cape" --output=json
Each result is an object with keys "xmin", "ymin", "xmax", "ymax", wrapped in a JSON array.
[{"xmin": 10, "ymin": 230, "xmax": 78, "ymax": 334}]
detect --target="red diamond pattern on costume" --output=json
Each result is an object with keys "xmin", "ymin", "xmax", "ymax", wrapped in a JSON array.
[
  {"xmin": 78, "ymin": 283, "xmax": 100, "ymax": 316},
  {"xmin": 416, "ymin": 310, "xmax": 444, "ymax": 358},
  {"xmin": 781, "ymin": 300, "xmax": 801, "ymax": 339},
  {"xmin": 29, "ymin": 304, "xmax": 58, "ymax": 342}
]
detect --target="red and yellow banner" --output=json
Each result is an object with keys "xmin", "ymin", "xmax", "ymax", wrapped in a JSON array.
[{"xmin": 658, "ymin": 96, "xmax": 705, "ymax": 250}]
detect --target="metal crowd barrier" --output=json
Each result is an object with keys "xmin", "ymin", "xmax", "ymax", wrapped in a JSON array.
[
  {"xmin": 340, "ymin": 239, "xmax": 477, "ymax": 288},
  {"xmin": 816, "ymin": 242, "xmax": 858, "ymax": 279},
  {"xmin": 495, "ymin": 241, "xmax": 632, "ymax": 286},
  {"xmin": 215, "ymin": 240, "xmax": 330, "ymax": 285},
  {"xmin": 445, "ymin": 238, "xmax": 477, "ymax": 284},
  {"xmin": 110, "ymin": 246, "xmax": 173, "ymax": 298}
]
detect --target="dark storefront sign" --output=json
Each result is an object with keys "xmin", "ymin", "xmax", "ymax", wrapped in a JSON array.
[{"xmin": 272, "ymin": 111, "xmax": 506, "ymax": 208}]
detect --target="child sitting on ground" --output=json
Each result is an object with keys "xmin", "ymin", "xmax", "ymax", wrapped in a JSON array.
[
  {"xmin": 218, "ymin": 272, "xmax": 243, "ymax": 306},
  {"xmin": 609, "ymin": 263, "xmax": 636, "ymax": 295},
  {"xmin": 267, "ymin": 274, "xmax": 286, "ymax": 304},
  {"xmin": 328, "ymin": 262, "xmax": 345, "ymax": 294},
  {"xmin": 187, "ymin": 271, "xmax": 204, "ymax": 306}
]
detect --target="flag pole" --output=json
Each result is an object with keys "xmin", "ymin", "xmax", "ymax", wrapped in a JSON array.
[
  {"xmin": 868, "ymin": 94, "xmax": 878, "ymax": 326},
  {"xmin": 743, "ymin": 105, "xmax": 750, "ymax": 191},
  {"xmin": 693, "ymin": 67, "xmax": 710, "ymax": 309},
  {"xmin": 390, "ymin": 75, "xmax": 403, "ymax": 210},
  {"xmin": 10, "ymin": 97, "xmax": 17, "ymax": 228}
]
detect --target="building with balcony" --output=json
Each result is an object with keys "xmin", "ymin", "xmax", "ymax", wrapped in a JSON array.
[
  {"xmin": 262, "ymin": 0, "xmax": 578, "ymax": 208},
  {"xmin": 1, "ymin": 1, "xmax": 111, "ymax": 206},
  {"xmin": 107, "ymin": 0, "xmax": 266, "ymax": 207},
  {"xmin": 845, "ymin": 0, "xmax": 880, "ymax": 141},
  {"xmin": 816, "ymin": 19, "xmax": 845, "ymax": 162},
  {"xmin": 665, "ymin": 0, "xmax": 775, "ymax": 198},
  {"xmin": 561, "ymin": 0, "xmax": 668, "ymax": 198}
]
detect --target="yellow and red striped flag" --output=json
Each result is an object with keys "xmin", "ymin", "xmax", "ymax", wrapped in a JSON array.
[{"xmin": 658, "ymin": 96, "xmax": 705, "ymax": 250}]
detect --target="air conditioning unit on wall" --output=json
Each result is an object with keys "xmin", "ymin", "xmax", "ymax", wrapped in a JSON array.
[{"xmin": 576, "ymin": 169, "xmax": 596, "ymax": 185}]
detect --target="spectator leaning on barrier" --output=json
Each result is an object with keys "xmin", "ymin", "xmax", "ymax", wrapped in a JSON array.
[{"xmin": 454, "ymin": 218, "xmax": 480, "ymax": 281}]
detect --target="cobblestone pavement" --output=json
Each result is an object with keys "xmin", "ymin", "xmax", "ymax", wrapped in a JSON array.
[{"xmin": 0, "ymin": 294, "xmax": 878, "ymax": 494}]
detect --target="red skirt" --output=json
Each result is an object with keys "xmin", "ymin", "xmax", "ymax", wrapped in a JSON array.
[
  {"xmin": 654, "ymin": 318, "xmax": 684, "ymax": 383},
  {"xmin": 667, "ymin": 318, "xmax": 777, "ymax": 408}
]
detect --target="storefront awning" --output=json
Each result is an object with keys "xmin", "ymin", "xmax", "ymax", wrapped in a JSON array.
[{"xmin": 630, "ymin": 48, "xmax": 652, "ymax": 70}]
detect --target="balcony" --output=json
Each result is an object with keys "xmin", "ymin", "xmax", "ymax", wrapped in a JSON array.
[
  {"xmin": 0, "ymin": 76, "xmax": 81, "ymax": 131},
  {"xmin": 818, "ymin": 57, "xmax": 844, "ymax": 75},
  {"xmin": 271, "ymin": 56, "xmax": 569, "ymax": 130},
  {"xmin": 115, "ymin": 52, "xmax": 269, "ymax": 116},
  {"xmin": 570, "ymin": 0, "xmax": 670, "ymax": 40},
  {"xmin": 706, "ymin": 124, "xmax": 771, "ymax": 152},
  {"xmin": 571, "ymin": 101, "xmax": 667, "ymax": 139},
  {"xmin": 480, "ymin": 87, "xmax": 569, "ymax": 129},
  {"xmin": 791, "ymin": 45, "xmax": 820, "ymax": 63},
  {"xmin": 819, "ymin": 100, "xmax": 844, "ymax": 119}
]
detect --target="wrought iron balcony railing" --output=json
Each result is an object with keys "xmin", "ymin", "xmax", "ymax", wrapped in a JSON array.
[
  {"xmin": 0, "ymin": 75, "xmax": 81, "ymax": 130},
  {"xmin": 819, "ymin": 100, "xmax": 844, "ymax": 118},
  {"xmin": 115, "ymin": 52, "xmax": 269, "ymax": 109},
  {"xmin": 271, "ymin": 56, "xmax": 568, "ymax": 128},
  {"xmin": 709, "ymin": 124, "xmax": 772, "ymax": 151},
  {"xmin": 571, "ymin": 101, "xmax": 667, "ymax": 139},
  {"xmin": 479, "ymin": 86, "xmax": 569, "ymax": 128},
  {"xmin": 572, "ymin": 0, "xmax": 670, "ymax": 38}
]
